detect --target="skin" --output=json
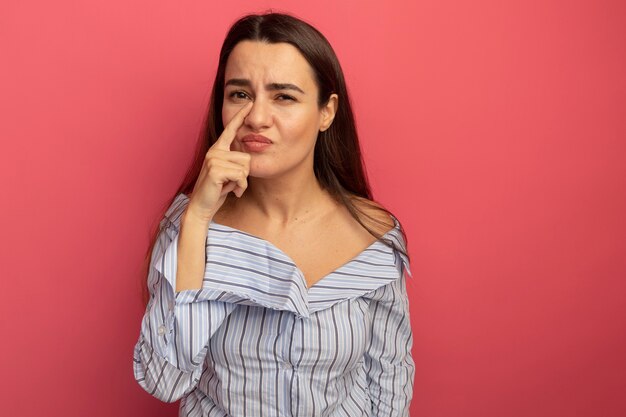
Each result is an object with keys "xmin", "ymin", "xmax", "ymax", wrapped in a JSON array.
[{"xmin": 177, "ymin": 41, "xmax": 390, "ymax": 291}]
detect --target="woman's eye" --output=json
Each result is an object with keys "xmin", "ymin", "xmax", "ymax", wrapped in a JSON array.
[
  {"xmin": 276, "ymin": 94, "xmax": 295, "ymax": 101},
  {"xmin": 229, "ymin": 91, "xmax": 250, "ymax": 100}
]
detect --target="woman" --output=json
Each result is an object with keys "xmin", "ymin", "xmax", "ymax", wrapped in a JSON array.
[{"xmin": 134, "ymin": 12, "xmax": 414, "ymax": 416}]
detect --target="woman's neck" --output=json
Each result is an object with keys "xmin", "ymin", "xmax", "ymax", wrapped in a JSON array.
[{"xmin": 240, "ymin": 173, "xmax": 332, "ymax": 224}]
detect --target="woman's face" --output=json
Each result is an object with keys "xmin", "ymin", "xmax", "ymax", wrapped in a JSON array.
[{"xmin": 222, "ymin": 40, "xmax": 337, "ymax": 179}]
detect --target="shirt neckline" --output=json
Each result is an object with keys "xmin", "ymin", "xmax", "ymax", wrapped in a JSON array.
[{"xmin": 207, "ymin": 220, "xmax": 397, "ymax": 290}]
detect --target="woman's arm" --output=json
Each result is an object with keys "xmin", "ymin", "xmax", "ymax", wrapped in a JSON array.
[
  {"xmin": 134, "ymin": 103, "xmax": 255, "ymax": 401},
  {"xmin": 364, "ymin": 273, "xmax": 415, "ymax": 416},
  {"xmin": 133, "ymin": 195, "xmax": 236, "ymax": 402},
  {"xmin": 175, "ymin": 208, "xmax": 212, "ymax": 292}
]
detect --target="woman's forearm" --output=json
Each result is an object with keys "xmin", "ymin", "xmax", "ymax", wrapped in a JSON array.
[{"xmin": 175, "ymin": 208, "xmax": 211, "ymax": 292}]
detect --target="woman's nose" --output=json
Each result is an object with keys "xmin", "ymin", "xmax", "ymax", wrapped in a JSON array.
[{"xmin": 243, "ymin": 98, "xmax": 272, "ymax": 131}]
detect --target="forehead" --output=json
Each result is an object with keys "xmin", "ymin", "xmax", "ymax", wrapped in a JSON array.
[{"xmin": 224, "ymin": 41, "xmax": 316, "ymax": 88}]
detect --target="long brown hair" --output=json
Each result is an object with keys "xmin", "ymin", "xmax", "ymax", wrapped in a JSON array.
[{"xmin": 142, "ymin": 12, "xmax": 407, "ymax": 304}]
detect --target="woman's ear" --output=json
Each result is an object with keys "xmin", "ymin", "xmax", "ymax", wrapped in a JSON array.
[{"xmin": 320, "ymin": 93, "xmax": 339, "ymax": 132}]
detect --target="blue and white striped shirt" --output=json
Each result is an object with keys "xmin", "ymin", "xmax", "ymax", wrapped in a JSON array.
[{"xmin": 133, "ymin": 193, "xmax": 414, "ymax": 416}]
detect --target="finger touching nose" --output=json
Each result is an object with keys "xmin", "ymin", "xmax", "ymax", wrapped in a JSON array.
[{"xmin": 244, "ymin": 99, "xmax": 272, "ymax": 130}]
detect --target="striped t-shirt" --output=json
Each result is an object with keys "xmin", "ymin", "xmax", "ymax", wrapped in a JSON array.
[{"xmin": 133, "ymin": 193, "xmax": 414, "ymax": 416}]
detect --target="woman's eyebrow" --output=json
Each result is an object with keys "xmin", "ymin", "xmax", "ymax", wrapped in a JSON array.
[{"xmin": 225, "ymin": 78, "xmax": 305, "ymax": 94}]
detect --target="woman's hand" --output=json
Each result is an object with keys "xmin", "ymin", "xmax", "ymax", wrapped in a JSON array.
[{"xmin": 186, "ymin": 102, "xmax": 253, "ymax": 223}]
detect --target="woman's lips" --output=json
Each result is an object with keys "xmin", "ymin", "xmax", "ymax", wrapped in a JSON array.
[{"xmin": 240, "ymin": 134, "xmax": 272, "ymax": 152}]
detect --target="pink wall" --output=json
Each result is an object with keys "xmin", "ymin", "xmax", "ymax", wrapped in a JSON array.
[{"xmin": 1, "ymin": 1, "xmax": 625, "ymax": 416}]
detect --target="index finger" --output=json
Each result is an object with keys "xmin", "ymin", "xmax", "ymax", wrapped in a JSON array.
[{"xmin": 213, "ymin": 102, "xmax": 253, "ymax": 151}]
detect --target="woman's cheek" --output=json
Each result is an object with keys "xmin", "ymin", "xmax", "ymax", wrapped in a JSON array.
[
  {"xmin": 221, "ymin": 107, "xmax": 233, "ymax": 127},
  {"xmin": 222, "ymin": 102, "xmax": 243, "ymax": 126}
]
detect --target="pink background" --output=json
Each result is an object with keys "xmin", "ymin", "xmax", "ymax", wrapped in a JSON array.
[{"xmin": 1, "ymin": 0, "xmax": 625, "ymax": 416}]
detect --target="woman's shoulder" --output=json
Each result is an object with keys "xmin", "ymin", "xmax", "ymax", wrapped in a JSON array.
[
  {"xmin": 349, "ymin": 195, "xmax": 397, "ymax": 236},
  {"xmin": 349, "ymin": 194, "xmax": 409, "ymax": 257},
  {"xmin": 348, "ymin": 195, "xmax": 411, "ymax": 278}
]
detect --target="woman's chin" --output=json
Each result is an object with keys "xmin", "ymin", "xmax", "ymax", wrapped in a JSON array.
[
  {"xmin": 248, "ymin": 163, "xmax": 279, "ymax": 180},
  {"xmin": 247, "ymin": 154, "xmax": 312, "ymax": 181}
]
